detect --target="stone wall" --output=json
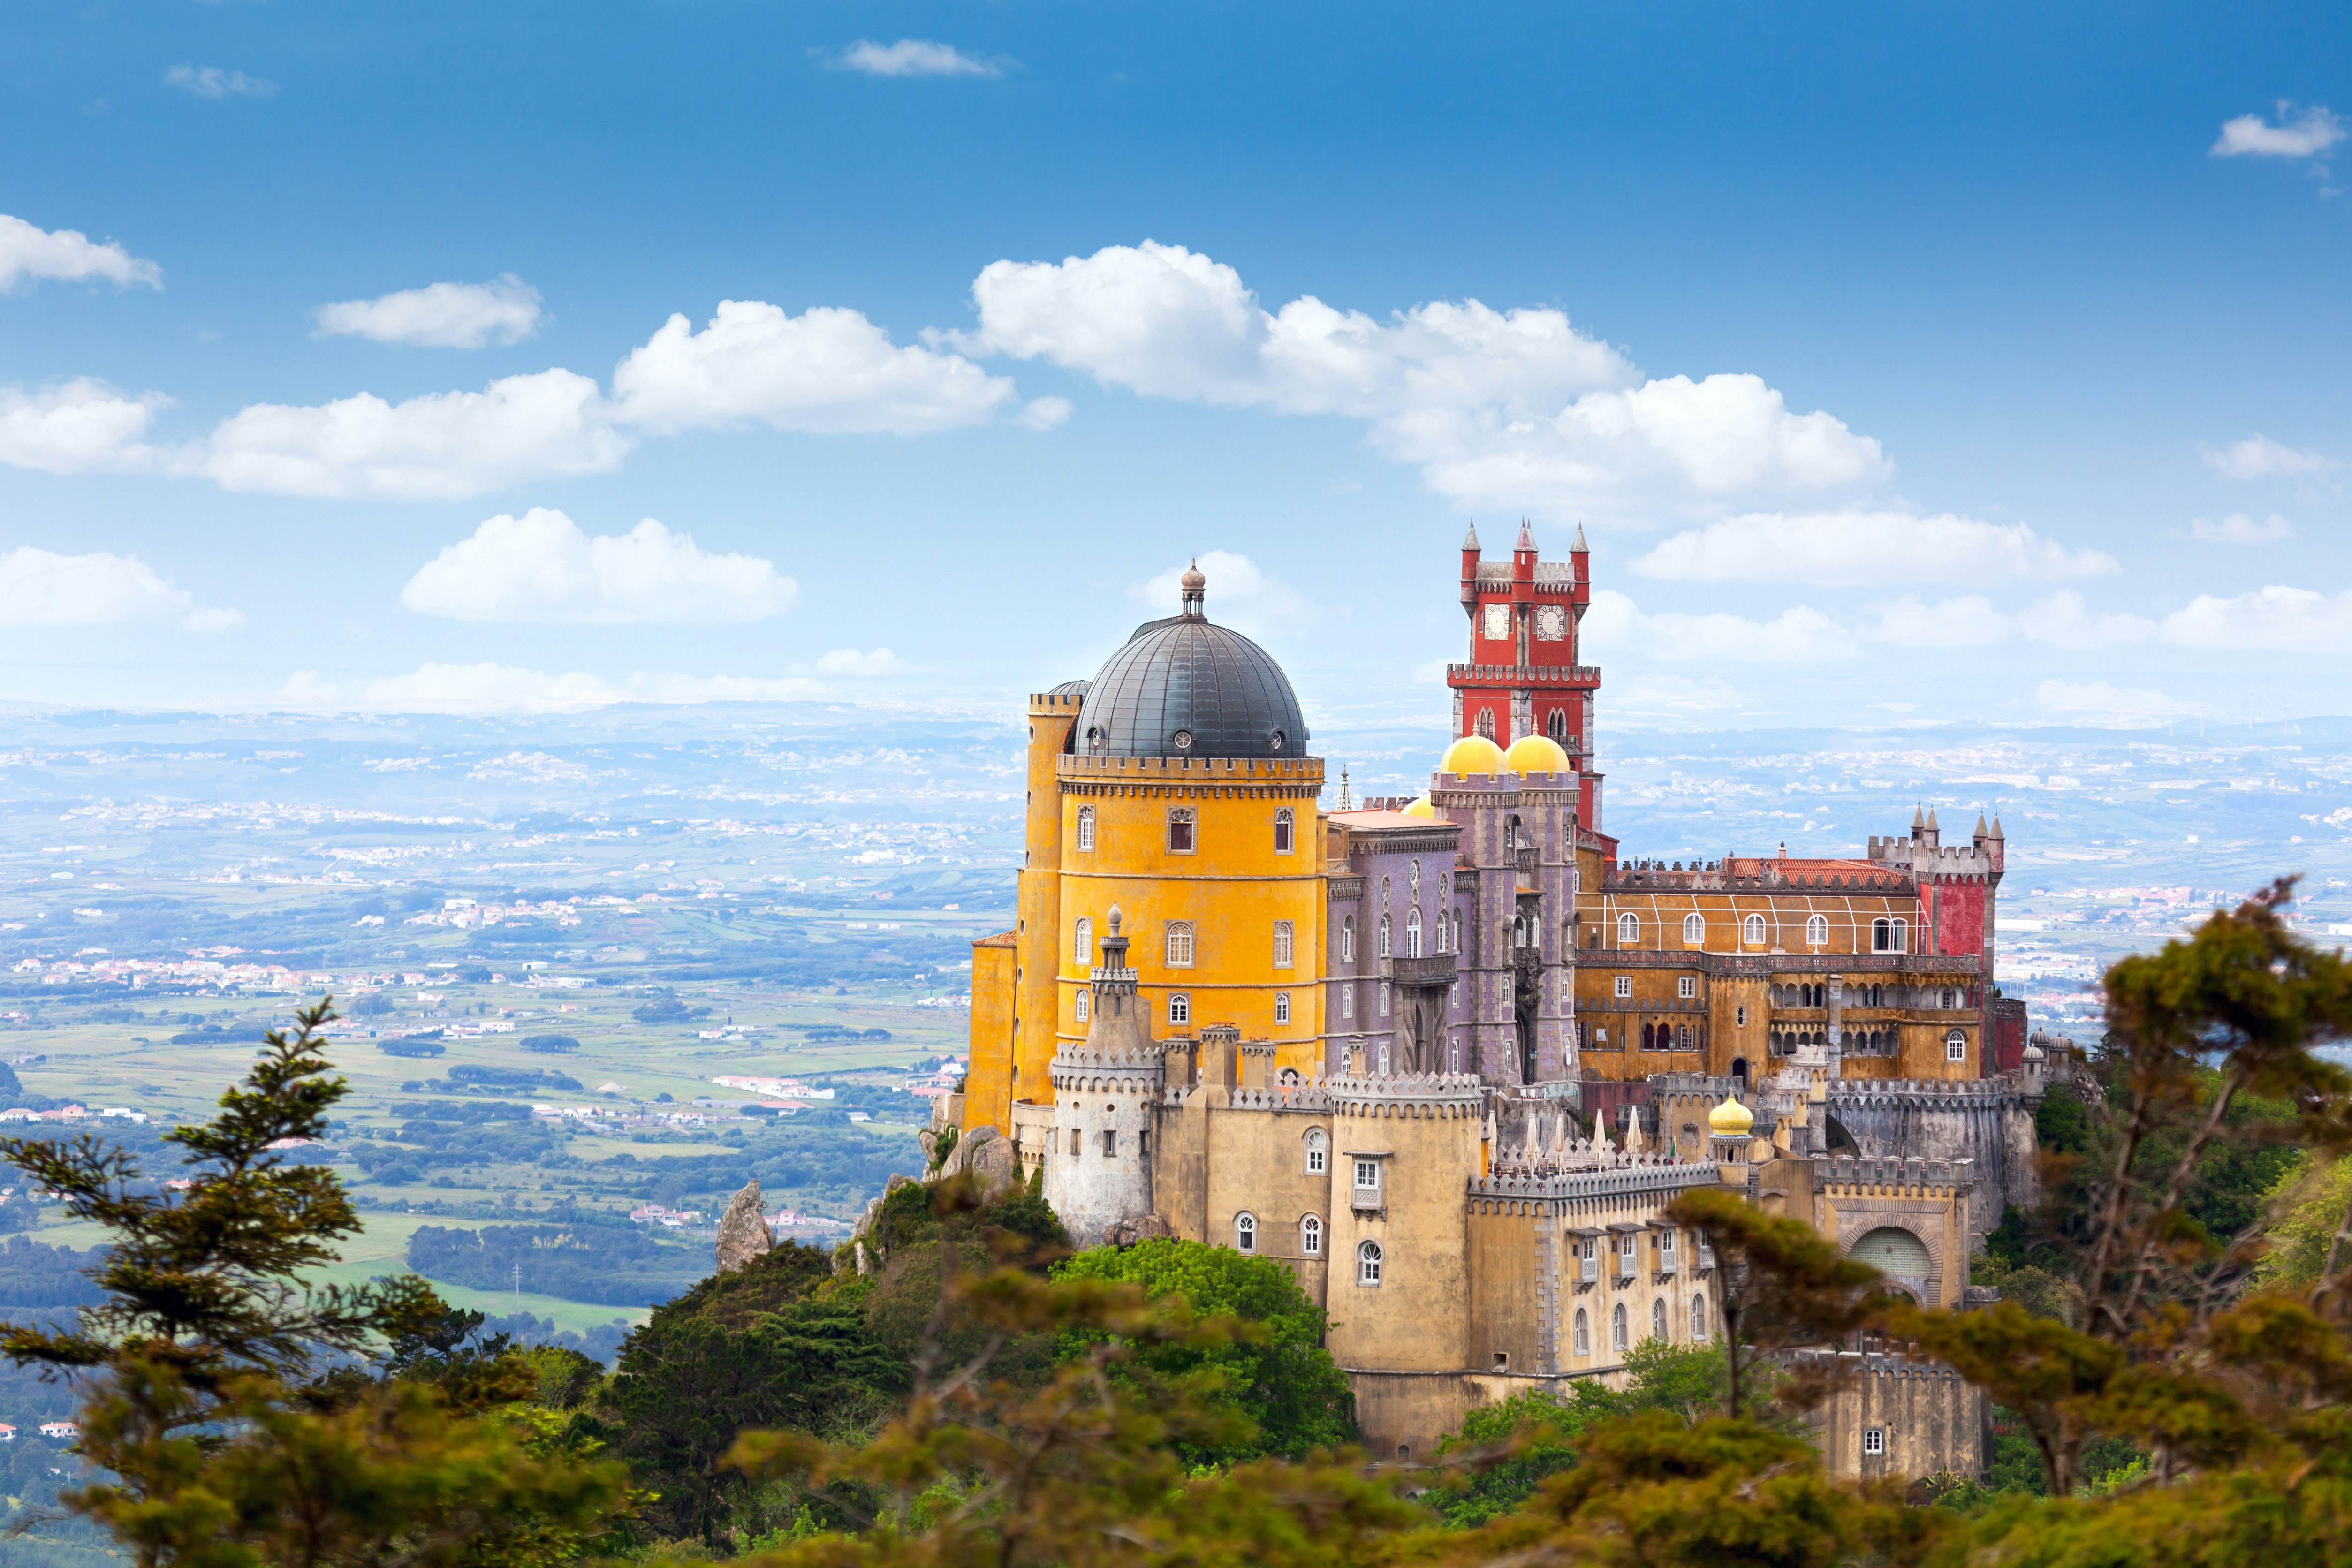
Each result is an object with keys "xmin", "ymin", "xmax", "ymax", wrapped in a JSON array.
[
  {"xmin": 1798, "ymin": 1350, "xmax": 1987, "ymax": 1481},
  {"xmin": 1825, "ymin": 1077, "xmax": 2041, "ymax": 1245}
]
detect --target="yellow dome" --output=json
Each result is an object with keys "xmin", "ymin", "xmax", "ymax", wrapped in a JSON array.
[
  {"xmin": 1438, "ymin": 734, "xmax": 1508, "ymax": 777},
  {"xmin": 1707, "ymin": 1095, "xmax": 1754, "ymax": 1137},
  {"xmin": 1504, "ymin": 733, "xmax": 1572, "ymax": 775},
  {"xmin": 1400, "ymin": 794, "xmax": 1437, "ymax": 819}
]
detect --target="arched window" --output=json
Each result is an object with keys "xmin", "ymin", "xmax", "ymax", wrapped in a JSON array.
[
  {"xmin": 1547, "ymin": 709, "xmax": 1567, "ymax": 742},
  {"xmin": 1612, "ymin": 1302, "xmax": 1628, "ymax": 1352},
  {"xmin": 1234, "ymin": 1212, "xmax": 1257, "ymax": 1253},
  {"xmin": 1167, "ymin": 807, "xmax": 1196, "ymax": 854},
  {"xmin": 1682, "ymin": 912, "xmax": 1705, "ymax": 944},
  {"xmin": 1075, "ymin": 806, "xmax": 1096, "ymax": 852},
  {"xmin": 1167, "ymin": 993, "xmax": 1190, "ymax": 1025},
  {"xmin": 1617, "ymin": 912, "xmax": 1639, "ymax": 946},
  {"xmin": 1341, "ymin": 917, "xmax": 1355, "ymax": 962},
  {"xmin": 1274, "ymin": 808, "xmax": 1294, "ymax": 854},
  {"xmin": 1165, "ymin": 922, "xmax": 1194, "ymax": 967},
  {"xmin": 1407, "ymin": 908, "xmax": 1424, "ymax": 958},
  {"xmin": 1073, "ymin": 916, "xmax": 1092, "ymax": 966},
  {"xmin": 1474, "ymin": 709, "xmax": 1495, "ymax": 739},
  {"xmin": 1653, "ymin": 1298, "xmax": 1667, "ymax": 1342},
  {"xmin": 1273, "ymin": 920, "xmax": 1294, "ymax": 968},
  {"xmin": 1304, "ymin": 1129, "xmax": 1328, "ymax": 1174},
  {"xmin": 1743, "ymin": 914, "xmax": 1767, "ymax": 944},
  {"xmin": 1379, "ymin": 914, "xmax": 1392, "ymax": 957},
  {"xmin": 1692, "ymin": 1294, "xmax": 1707, "ymax": 1340},
  {"xmin": 1435, "ymin": 910, "xmax": 1449, "ymax": 952},
  {"xmin": 1946, "ymin": 1030, "xmax": 1967, "ymax": 1062},
  {"xmin": 1806, "ymin": 913, "xmax": 1828, "ymax": 947},
  {"xmin": 1274, "ymin": 992, "xmax": 1291, "ymax": 1025},
  {"xmin": 1301, "ymin": 1214, "xmax": 1322, "ymax": 1256},
  {"xmin": 1075, "ymin": 991, "xmax": 1090, "ymax": 1024},
  {"xmin": 1358, "ymin": 1240, "xmax": 1383, "ymax": 1286},
  {"xmin": 1573, "ymin": 1308, "xmax": 1590, "ymax": 1356}
]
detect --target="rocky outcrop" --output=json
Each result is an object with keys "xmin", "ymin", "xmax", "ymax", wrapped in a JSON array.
[
  {"xmin": 938, "ymin": 1124, "xmax": 1017, "ymax": 1202},
  {"xmin": 1105, "ymin": 1214, "xmax": 1170, "ymax": 1246},
  {"xmin": 715, "ymin": 1180, "xmax": 774, "ymax": 1273}
]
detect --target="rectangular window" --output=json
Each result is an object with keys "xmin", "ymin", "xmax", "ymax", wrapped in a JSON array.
[
  {"xmin": 1863, "ymin": 1428, "xmax": 1885, "ymax": 1457},
  {"xmin": 1678, "ymin": 975, "xmax": 1696, "ymax": 999},
  {"xmin": 1167, "ymin": 808, "xmax": 1196, "ymax": 853},
  {"xmin": 1272, "ymin": 920, "xmax": 1294, "ymax": 968},
  {"xmin": 1379, "ymin": 982, "xmax": 1391, "ymax": 1017},
  {"xmin": 1615, "ymin": 975, "xmax": 1632, "ymax": 999},
  {"xmin": 1168, "ymin": 993, "xmax": 1190, "ymax": 1025},
  {"xmin": 1101, "ymin": 1129, "xmax": 1116, "ymax": 1157},
  {"xmin": 1069, "ymin": 1129, "xmax": 1081, "ymax": 1156},
  {"xmin": 1354, "ymin": 1159, "xmax": 1381, "ymax": 1191},
  {"xmin": 1274, "ymin": 992, "xmax": 1291, "ymax": 1025},
  {"xmin": 1166, "ymin": 923, "xmax": 1194, "ymax": 967}
]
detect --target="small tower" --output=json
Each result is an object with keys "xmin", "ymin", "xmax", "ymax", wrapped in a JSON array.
[{"xmin": 1042, "ymin": 907, "xmax": 1162, "ymax": 1246}]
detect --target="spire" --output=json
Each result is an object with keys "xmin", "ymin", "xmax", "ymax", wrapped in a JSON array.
[
  {"xmin": 1927, "ymin": 807, "xmax": 1940, "ymax": 832},
  {"xmin": 1515, "ymin": 518, "xmax": 1536, "ymax": 553},
  {"xmin": 1912, "ymin": 803, "xmax": 1926, "ymax": 830},
  {"xmin": 1336, "ymin": 765, "xmax": 1353, "ymax": 811},
  {"xmin": 1178, "ymin": 559, "xmax": 1206, "ymax": 618},
  {"xmin": 1462, "ymin": 520, "xmax": 1480, "ymax": 550},
  {"xmin": 1990, "ymin": 815, "xmax": 2005, "ymax": 839},
  {"xmin": 1974, "ymin": 813, "xmax": 1990, "ymax": 839},
  {"xmin": 1571, "ymin": 521, "xmax": 1588, "ymax": 552}
]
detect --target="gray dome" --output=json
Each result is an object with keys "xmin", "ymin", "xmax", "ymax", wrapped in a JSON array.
[
  {"xmin": 1047, "ymin": 679, "xmax": 1092, "ymax": 697},
  {"xmin": 1077, "ymin": 587, "xmax": 1306, "ymax": 760}
]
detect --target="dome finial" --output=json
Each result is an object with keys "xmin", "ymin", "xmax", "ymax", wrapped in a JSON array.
[{"xmin": 1179, "ymin": 558, "xmax": 1206, "ymax": 618}]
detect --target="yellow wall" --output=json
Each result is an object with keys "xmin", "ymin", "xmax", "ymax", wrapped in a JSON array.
[
  {"xmin": 965, "ymin": 934, "xmax": 1017, "ymax": 1133},
  {"xmin": 1053, "ymin": 753, "xmax": 1325, "ymax": 1080},
  {"xmin": 1009, "ymin": 695, "xmax": 1085, "ymax": 1115}
]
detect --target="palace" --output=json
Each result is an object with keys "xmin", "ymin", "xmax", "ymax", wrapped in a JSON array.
[{"xmin": 957, "ymin": 529, "xmax": 2048, "ymax": 1477}]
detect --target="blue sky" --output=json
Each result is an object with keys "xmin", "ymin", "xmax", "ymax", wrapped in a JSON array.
[{"xmin": 3, "ymin": 1, "xmax": 2348, "ymax": 735}]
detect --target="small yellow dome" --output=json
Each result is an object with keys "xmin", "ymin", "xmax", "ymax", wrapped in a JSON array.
[
  {"xmin": 1504, "ymin": 733, "xmax": 1571, "ymax": 775},
  {"xmin": 1707, "ymin": 1095, "xmax": 1754, "ymax": 1137},
  {"xmin": 1400, "ymin": 794, "xmax": 1437, "ymax": 819},
  {"xmin": 1439, "ymin": 733, "xmax": 1508, "ymax": 777}
]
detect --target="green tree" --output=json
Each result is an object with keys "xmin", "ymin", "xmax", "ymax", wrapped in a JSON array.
[
  {"xmin": 1052, "ymin": 1236, "xmax": 1356, "ymax": 1462},
  {"xmin": 0, "ymin": 1000, "xmax": 631, "ymax": 1568}
]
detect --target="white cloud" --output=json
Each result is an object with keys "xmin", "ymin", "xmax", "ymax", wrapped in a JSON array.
[
  {"xmin": 1861, "ymin": 595, "xmax": 2010, "ymax": 647},
  {"xmin": 0, "ymin": 214, "xmax": 160, "ymax": 292},
  {"xmin": 612, "ymin": 300, "xmax": 1016, "ymax": 436},
  {"xmin": 2035, "ymin": 679, "xmax": 2204, "ymax": 725},
  {"xmin": 189, "ymin": 369, "xmax": 628, "ymax": 499},
  {"xmin": 0, "ymin": 546, "xmax": 236, "ymax": 630},
  {"xmin": 2160, "ymin": 584, "xmax": 2352, "ymax": 652},
  {"xmin": 2019, "ymin": 591, "xmax": 2157, "ymax": 651},
  {"xmin": 835, "ymin": 39, "xmax": 1003, "ymax": 78},
  {"xmin": 956, "ymin": 240, "xmax": 1882, "ymax": 518},
  {"xmin": 359, "ymin": 662, "xmax": 828, "ymax": 713},
  {"xmin": 1580, "ymin": 587, "xmax": 1852, "ymax": 665},
  {"xmin": 1629, "ymin": 509, "xmax": 2115, "ymax": 585},
  {"xmin": 314, "ymin": 275, "xmax": 542, "ymax": 348},
  {"xmin": 1020, "ymin": 395, "xmax": 1072, "ymax": 431},
  {"xmin": 400, "ymin": 508, "xmax": 797, "ymax": 624},
  {"xmin": 2212, "ymin": 103, "xmax": 2346, "ymax": 158},
  {"xmin": 1133, "ymin": 549, "xmax": 1310, "ymax": 631},
  {"xmin": 280, "ymin": 670, "xmax": 338, "ymax": 706},
  {"xmin": 2188, "ymin": 511, "xmax": 2294, "ymax": 544},
  {"xmin": 813, "ymin": 647, "xmax": 906, "ymax": 676},
  {"xmin": 2199, "ymin": 433, "xmax": 2334, "ymax": 478},
  {"xmin": 0, "ymin": 379, "xmax": 168, "ymax": 475},
  {"xmin": 164, "ymin": 64, "xmax": 276, "ymax": 99}
]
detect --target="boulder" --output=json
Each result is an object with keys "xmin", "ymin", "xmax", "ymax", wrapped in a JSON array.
[
  {"xmin": 942, "ymin": 1124, "xmax": 1017, "ymax": 1202},
  {"xmin": 1106, "ymin": 1214, "xmax": 1171, "ymax": 1247},
  {"xmin": 714, "ymin": 1180, "xmax": 774, "ymax": 1273}
]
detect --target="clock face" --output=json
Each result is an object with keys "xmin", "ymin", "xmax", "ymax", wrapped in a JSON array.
[
  {"xmin": 1481, "ymin": 603, "xmax": 1512, "ymax": 642},
  {"xmin": 1535, "ymin": 604, "xmax": 1568, "ymax": 641}
]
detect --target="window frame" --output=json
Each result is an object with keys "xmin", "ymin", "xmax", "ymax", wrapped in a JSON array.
[
  {"xmin": 1274, "ymin": 808, "xmax": 1294, "ymax": 854},
  {"xmin": 1614, "ymin": 975, "xmax": 1632, "ymax": 999},
  {"xmin": 1806, "ymin": 913, "xmax": 1828, "ymax": 947},
  {"xmin": 1406, "ymin": 907, "xmax": 1423, "ymax": 958},
  {"xmin": 1612, "ymin": 1302, "xmax": 1628, "ymax": 1352},
  {"xmin": 1234, "ymin": 1212, "xmax": 1257, "ymax": 1253},
  {"xmin": 1304, "ymin": 1130, "xmax": 1328, "ymax": 1174},
  {"xmin": 1274, "ymin": 991, "xmax": 1291, "ymax": 1026},
  {"xmin": 1341, "ymin": 916, "xmax": 1355, "ymax": 963},
  {"xmin": 1075, "ymin": 990, "xmax": 1090, "ymax": 1024},
  {"xmin": 1075, "ymin": 805, "xmax": 1096, "ymax": 852},
  {"xmin": 1617, "ymin": 912, "xmax": 1639, "ymax": 946},
  {"xmin": 1573, "ymin": 1307, "xmax": 1590, "ymax": 1356},
  {"xmin": 1273, "ymin": 919, "xmax": 1294, "ymax": 969},
  {"xmin": 1353, "ymin": 1157, "xmax": 1382, "ymax": 1192},
  {"xmin": 1682, "ymin": 912, "xmax": 1705, "ymax": 944},
  {"xmin": 1167, "ymin": 992, "xmax": 1191, "ymax": 1026},
  {"xmin": 1863, "ymin": 1427, "xmax": 1886, "ymax": 1457},
  {"xmin": 1357, "ymin": 1239, "xmax": 1383, "ymax": 1287},
  {"xmin": 1379, "ymin": 914, "xmax": 1392, "ymax": 958},
  {"xmin": 1653, "ymin": 1298, "xmax": 1667, "ymax": 1341},
  {"xmin": 1166, "ymin": 807, "xmax": 1196, "ymax": 855},
  {"xmin": 1692, "ymin": 1293, "xmax": 1707, "ymax": 1340},
  {"xmin": 1677, "ymin": 975, "xmax": 1696, "ymax": 999},
  {"xmin": 1073, "ymin": 916, "xmax": 1092, "ymax": 966},
  {"xmin": 1743, "ymin": 913, "xmax": 1768, "ymax": 944},
  {"xmin": 1165, "ymin": 921, "xmax": 1195, "ymax": 968},
  {"xmin": 1301, "ymin": 1214, "xmax": 1322, "ymax": 1256},
  {"xmin": 1946, "ymin": 1029, "xmax": 1967, "ymax": 1063}
]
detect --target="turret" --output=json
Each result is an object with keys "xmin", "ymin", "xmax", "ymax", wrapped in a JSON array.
[
  {"xmin": 1042, "ymin": 906, "xmax": 1161, "ymax": 1247},
  {"xmin": 1460, "ymin": 522, "xmax": 1481, "ymax": 613}
]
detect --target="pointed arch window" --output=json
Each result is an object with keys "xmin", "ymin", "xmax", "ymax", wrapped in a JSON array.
[
  {"xmin": 1547, "ymin": 709, "xmax": 1567, "ymax": 742},
  {"xmin": 1573, "ymin": 1308, "xmax": 1590, "ymax": 1356},
  {"xmin": 1611, "ymin": 1302, "xmax": 1628, "ymax": 1352},
  {"xmin": 1076, "ymin": 805, "xmax": 1096, "ymax": 852},
  {"xmin": 1692, "ymin": 1294, "xmax": 1707, "ymax": 1340},
  {"xmin": 1653, "ymin": 1298, "xmax": 1667, "ymax": 1341}
]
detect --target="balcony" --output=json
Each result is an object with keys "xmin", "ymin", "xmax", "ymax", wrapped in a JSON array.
[
  {"xmin": 1388, "ymin": 953, "xmax": 1457, "ymax": 989},
  {"xmin": 1577, "ymin": 1256, "xmax": 1599, "ymax": 1285}
]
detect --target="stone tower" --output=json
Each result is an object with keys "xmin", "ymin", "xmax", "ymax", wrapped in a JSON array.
[{"xmin": 1042, "ymin": 907, "xmax": 1161, "ymax": 1246}]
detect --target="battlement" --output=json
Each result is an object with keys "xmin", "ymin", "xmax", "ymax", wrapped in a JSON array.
[
  {"xmin": 1328, "ymin": 1072, "xmax": 1488, "ymax": 1112},
  {"xmin": 1788, "ymin": 1348, "xmax": 1973, "ymax": 1382},
  {"xmin": 1812, "ymin": 1154, "xmax": 1975, "ymax": 1189},
  {"xmin": 1825, "ymin": 1078, "xmax": 2026, "ymax": 1105},
  {"xmin": 1469, "ymin": 1160, "xmax": 1720, "ymax": 1203},
  {"xmin": 1056, "ymin": 753, "xmax": 1323, "ymax": 781}
]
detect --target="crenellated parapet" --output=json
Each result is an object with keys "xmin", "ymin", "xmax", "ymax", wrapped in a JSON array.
[
  {"xmin": 1328, "ymin": 1072, "xmax": 1489, "ymax": 1117},
  {"xmin": 1812, "ymin": 1153, "xmax": 1975, "ymax": 1191}
]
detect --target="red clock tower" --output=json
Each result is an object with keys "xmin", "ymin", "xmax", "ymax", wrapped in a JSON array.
[{"xmin": 1449, "ymin": 520, "xmax": 1607, "ymax": 839}]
